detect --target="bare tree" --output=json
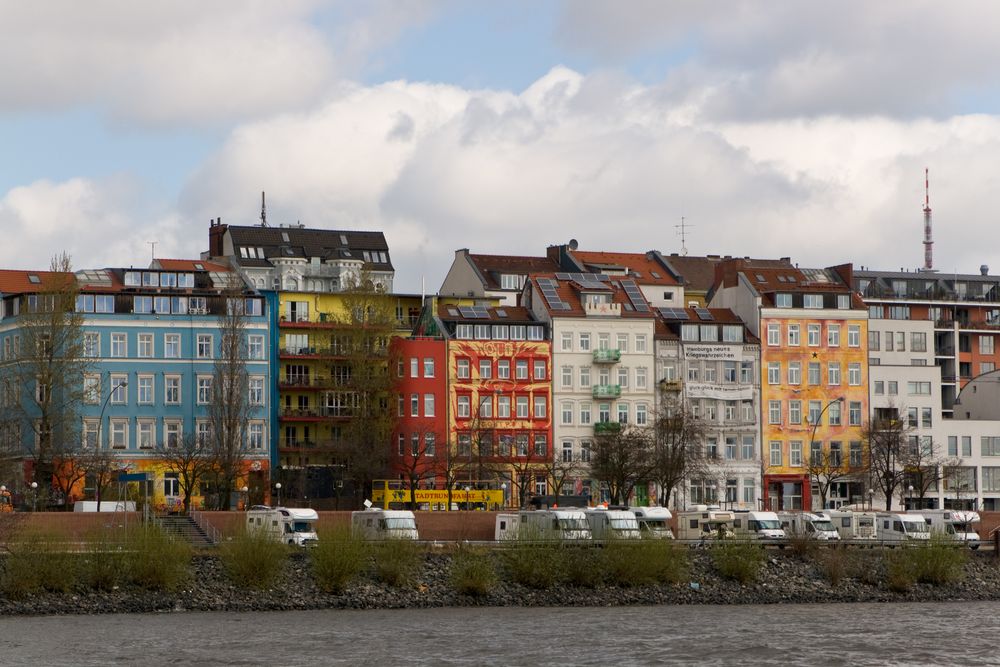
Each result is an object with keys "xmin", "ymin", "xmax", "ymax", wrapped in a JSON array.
[
  {"xmin": 0, "ymin": 254, "xmax": 91, "ymax": 506},
  {"xmin": 864, "ymin": 405, "xmax": 911, "ymax": 511},
  {"xmin": 590, "ymin": 425, "xmax": 654, "ymax": 506},
  {"xmin": 205, "ymin": 275, "xmax": 253, "ymax": 510},
  {"xmin": 541, "ymin": 453, "xmax": 587, "ymax": 503},
  {"xmin": 156, "ymin": 434, "xmax": 215, "ymax": 514},
  {"xmin": 395, "ymin": 420, "xmax": 442, "ymax": 509},
  {"xmin": 805, "ymin": 440, "xmax": 860, "ymax": 511},
  {"xmin": 902, "ymin": 435, "xmax": 957, "ymax": 509},
  {"xmin": 80, "ymin": 444, "xmax": 123, "ymax": 512},
  {"xmin": 649, "ymin": 393, "xmax": 708, "ymax": 508},
  {"xmin": 50, "ymin": 445, "xmax": 88, "ymax": 510}
]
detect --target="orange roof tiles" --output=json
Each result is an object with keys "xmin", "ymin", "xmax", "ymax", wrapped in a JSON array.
[
  {"xmin": 571, "ymin": 250, "xmax": 680, "ymax": 286},
  {"xmin": 530, "ymin": 274, "xmax": 655, "ymax": 318},
  {"xmin": 155, "ymin": 258, "xmax": 231, "ymax": 272},
  {"xmin": 0, "ymin": 269, "xmax": 73, "ymax": 294}
]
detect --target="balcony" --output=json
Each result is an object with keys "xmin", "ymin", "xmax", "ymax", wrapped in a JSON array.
[
  {"xmin": 592, "ymin": 384, "xmax": 622, "ymax": 399},
  {"xmin": 594, "ymin": 421, "xmax": 622, "ymax": 435},
  {"xmin": 278, "ymin": 438, "xmax": 341, "ymax": 452},
  {"xmin": 280, "ymin": 345, "xmax": 351, "ymax": 358},
  {"xmin": 592, "ymin": 348, "xmax": 621, "ymax": 364},
  {"xmin": 279, "ymin": 375, "xmax": 329, "ymax": 389},
  {"xmin": 659, "ymin": 379, "xmax": 683, "ymax": 391},
  {"xmin": 279, "ymin": 406, "xmax": 354, "ymax": 420}
]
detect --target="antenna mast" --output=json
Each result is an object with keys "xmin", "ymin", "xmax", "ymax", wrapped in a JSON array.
[
  {"xmin": 922, "ymin": 168, "xmax": 933, "ymax": 271},
  {"xmin": 260, "ymin": 191, "xmax": 268, "ymax": 227},
  {"xmin": 675, "ymin": 216, "xmax": 693, "ymax": 256}
]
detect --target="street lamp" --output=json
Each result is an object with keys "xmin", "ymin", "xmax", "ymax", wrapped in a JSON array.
[
  {"xmin": 464, "ymin": 485, "xmax": 471, "ymax": 511},
  {"xmin": 867, "ymin": 488, "xmax": 875, "ymax": 511},
  {"xmin": 807, "ymin": 396, "xmax": 845, "ymax": 510},
  {"xmin": 98, "ymin": 377, "xmax": 128, "ymax": 450},
  {"xmin": 241, "ymin": 485, "xmax": 249, "ymax": 511},
  {"xmin": 500, "ymin": 482, "xmax": 507, "ymax": 509},
  {"xmin": 907, "ymin": 484, "xmax": 915, "ymax": 510},
  {"xmin": 275, "ymin": 482, "xmax": 282, "ymax": 507},
  {"xmin": 30, "ymin": 481, "xmax": 38, "ymax": 512}
]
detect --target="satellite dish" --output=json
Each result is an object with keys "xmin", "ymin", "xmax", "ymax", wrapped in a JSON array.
[{"xmin": 568, "ymin": 239, "xmax": 579, "ymax": 250}]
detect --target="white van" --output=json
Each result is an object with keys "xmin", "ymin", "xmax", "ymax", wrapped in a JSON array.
[
  {"xmin": 919, "ymin": 509, "xmax": 981, "ymax": 548},
  {"xmin": 352, "ymin": 508, "xmax": 419, "ymax": 540},
  {"xmin": 818, "ymin": 510, "xmax": 878, "ymax": 541},
  {"xmin": 675, "ymin": 506, "xmax": 736, "ymax": 541},
  {"xmin": 246, "ymin": 506, "xmax": 319, "ymax": 547},
  {"xmin": 778, "ymin": 511, "xmax": 840, "ymax": 540},
  {"xmin": 494, "ymin": 509, "xmax": 592, "ymax": 541},
  {"xmin": 877, "ymin": 512, "xmax": 930, "ymax": 542},
  {"xmin": 733, "ymin": 510, "xmax": 785, "ymax": 540},
  {"xmin": 583, "ymin": 507, "xmax": 642, "ymax": 541},
  {"xmin": 629, "ymin": 506, "xmax": 674, "ymax": 539}
]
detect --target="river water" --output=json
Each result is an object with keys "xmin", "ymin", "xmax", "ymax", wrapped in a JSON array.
[{"xmin": 1, "ymin": 602, "xmax": 997, "ymax": 666}]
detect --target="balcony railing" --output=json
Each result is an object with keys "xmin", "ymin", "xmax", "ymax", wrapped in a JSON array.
[
  {"xmin": 592, "ymin": 384, "xmax": 622, "ymax": 399},
  {"xmin": 279, "ymin": 406, "xmax": 355, "ymax": 419},
  {"xmin": 594, "ymin": 421, "xmax": 622, "ymax": 434},
  {"xmin": 281, "ymin": 345, "xmax": 351, "ymax": 357},
  {"xmin": 592, "ymin": 348, "xmax": 621, "ymax": 363}
]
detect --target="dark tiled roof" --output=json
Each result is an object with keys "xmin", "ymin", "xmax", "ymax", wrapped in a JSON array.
[
  {"xmin": 227, "ymin": 225, "xmax": 392, "ymax": 270},
  {"xmin": 654, "ymin": 307, "xmax": 760, "ymax": 344},
  {"xmin": 662, "ymin": 254, "xmax": 794, "ymax": 293},
  {"xmin": 468, "ymin": 254, "xmax": 560, "ymax": 290}
]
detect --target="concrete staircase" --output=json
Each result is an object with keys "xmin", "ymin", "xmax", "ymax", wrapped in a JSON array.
[{"xmin": 157, "ymin": 514, "xmax": 216, "ymax": 547}]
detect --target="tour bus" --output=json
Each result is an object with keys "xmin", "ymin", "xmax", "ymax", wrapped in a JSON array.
[
  {"xmin": 583, "ymin": 507, "xmax": 642, "ymax": 541},
  {"xmin": 352, "ymin": 507, "xmax": 419, "ymax": 540},
  {"xmin": 675, "ymin": 506, "xmax": 736, "ymax": 541},
  {"xmin": 919, "ymin": 509, "xmax": 981, "ymax": 548},
  {"xmin": 629, "ymin": 506, "xmax": 675, "ymax": 539},
  {"xmin": 876, "ymin": 512, "xmax": 930, "ymax": 542},
  {"xmin": 246, "ymin": 506, "xmax": 319, "ymax": 547},
  {"xmin": 816, "ymin": 510, "xmax": 878, "ymax": 541},
  {"xmin": 778, "ymin": 511, "xmax": 840, "ymax": 540},
  {"xmin": 494, "ymin": 509, "xmax": 592, "ymax": 542},
  {"xmin": 732, "ymin": 510, "xmax": 785, "ymax": 540}
]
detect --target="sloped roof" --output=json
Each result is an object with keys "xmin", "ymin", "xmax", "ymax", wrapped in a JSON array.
[
  {"xmin": 662, "ymin": 254, "xmax": 794, "ymax": 293},
  {"xmin": 0, "ymin": 269, "xmax": 73, "ymax": 295},
  {"xmin": 528, "ymin": 274, "xmax": 655, "ymax": 319},
  {"xmin": 154, "ymin": 258, "xmax": 231, "ymax": 272},
  {"xmin": 570, "ymin": 250, "xmax": 680, "ymax": 286},
  {"xmin": 436, "ymin": 304, "xmax": 537, "ymax": 323},
  {"xmin": 468, "ymin": 254, "xmax": 561, "ymax": 290},
  {"xmin": 226, "ymin": 225, "xmax": 393, "ymax": 270},
  {"xmin": 654, "ymin": 306, "xmax": 759, "ymax": 344}
]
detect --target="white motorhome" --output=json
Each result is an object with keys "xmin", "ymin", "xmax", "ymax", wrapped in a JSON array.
[
  {"xmin": 494, "ymin": 509, "xmax": 592, "ymax": 541},
  {"xmin": 675, "ymin": 506, "xmax": 736, "ymax": 541},
  {"xmin": 352, "ymin": 508, "xmax": 419, "ymax": 540},
  {"xmin": 246, "ymin": 506, "xmax": 319, "ymax": 547},
  {"xmin": 919, "ymin": 509, "xmax": 981, "ymax": 548},
  {"xmin": 733, "ymin": 510, "xmax": 785, "ymax": 540},
  {"xmin": 877, "ymin": 512, "xmax": 930, "ymax": 542},
  {"xmin": 778, "ymin": 511, "xmax": 840, "ymax": 540},
  {"xmin": 629, "ymin": 506, "xmax": 674, "ymax": 539},
  {"xmin": 583, "ymin": 507, "xmax": 642, "ymax": 541},
  {"xmin": 818, "ymin": 510, "xmax": 878, "ymax": 541}
]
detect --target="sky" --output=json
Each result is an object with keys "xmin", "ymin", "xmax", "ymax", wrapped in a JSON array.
[{"xmin": 4, "ymin": 1, "xmax": 1000, "ymax": 292}]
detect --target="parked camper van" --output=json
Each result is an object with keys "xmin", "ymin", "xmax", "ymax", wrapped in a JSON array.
[
  {"xmin": 675, "ymin": 506, "xmax": 736, "ymax": 541},
  {"xmin": 778, "ymin": 511, "xmax": 840, "ymax": 540},
  {"xmin": 494, "ymin": 509, "xmax": 592, "ymax": 541},
  {"xmin": 629, "ymin": 506, "xmax": 674, "ymax": 539},
  {"xmin": 818, "ymin": 510, "xmax": 878, "ymax": 541},
  {"xmin": 246, "ymin": 506, "xmax": 319, "ymax": 547},
  {"xmin": 919, "ymin": 509, "xmax": 981, "ymax": 548},
  {"xmin": 877, "ymin": 512, "xmax": 930, "ymax": 542},
  {"xmin": 733, "ymin": 510, "xmax": 785, "ymax": 540},
  {"xmin": 584, "ymin": 507, "xmax": 641, "ymax": 541},
  {"xmin": 352, "ymin": 508, "xmax": 419, "ymax": 540}
]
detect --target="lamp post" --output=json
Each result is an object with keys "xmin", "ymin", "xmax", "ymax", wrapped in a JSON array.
[
  {"xmin": 275, "ymin": 482, "xmax": 282, "ymax": 507},
  {"xmin": 807, "ymin": 396, "xmax": 844, "ymax": 511},
  {"xmin": 30, "ymin": 481, "xmax": 38, "ymax": 512},
  {"xmin": 240, "ymin": 485, "xmax": 249, "ymax": 511},
  {"xmin": 500, "ymin": 482, "xmax": 507, "ymax": 509},
  {"xmin": 97, "ymin": 377, "xmax": 128, "ymax": 451},
  {"xmin": 907, "ymin": 484, "xmax": 915, "ymax": 511},
  {"xmin": 867, "ymin": 488, "xmax": 875, "ymax": 511},
  {"xmin": 464, "ymin": 485, "xmax": 471, "ymax": 511}
]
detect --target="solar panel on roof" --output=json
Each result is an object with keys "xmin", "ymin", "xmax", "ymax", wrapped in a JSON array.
[
  {"xmin": 755, "ymin": 273, "xmax": 766, "ymax": 282},
  {"xmin": 619, "ymin": 279, "xmax": 650, "ymax": 312},
  {"xmin": 650, "ymin": 271, "xmax": 661, "ymax": 279},
  {"xmin": 555, "ymin": 273, "xmax": 571, "ymax": 280},
  {"xmin": 623, "ymin": 303, "xmax": 634, "ymax": 311},
  {"xmin": 536, "ymin": 278, "xmax": 571, "ymax": 311},
  {"xmin": 448, "ymin": 308, "xmax": 459, "ymax": 317},
  {"xmin": 496, "ymin": 308, "xmax": 507, "ymax": 318},
  {"xmin": 694, "ymin": 308, "xmax": 714, "ymax": 321},
  {"xmin": 657, "ymin": 307, "xmax": 689, "ymax": 321}
]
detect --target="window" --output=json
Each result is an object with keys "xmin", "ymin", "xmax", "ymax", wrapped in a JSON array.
[
  {"xmin": 803, "ymin": 294, "xmax": 822, "ymax": 309},
  {"xmin": 616, "ymin": 333, "xmax": 628, "ymax": 353},
  {"xmin": 725, "ymin": 437, "xmax": 737, "ymax": 460},
  {"xmin": 636, "ymin": 367, "xmax": 647, "ymax": 390},
  {"xmin": 776, "ymin": 293, "xmax": 792, "ymax": 308},
  {"xmin": 770, "ymin": 441, "xmax": 782, "ymax": 467},
  {"xmin": 848, "ymin": 325, "xmax": 861, "ymax": 347},
  {"xmin": 723, "ymin": 362, "xmax": 737, "ymax": 383},
  {"xmin": 981, "ymin": 362, "xmax": 996, "ymax": 375},
  {"xmin": 137, "ymin": 375, "xmax": 153, "ymax": 404},
  {"xmin": 516, "ymin": 434, "xmax": 529, "ymax": 456},
  {"xmin": 516, "ymin": 396, "xmax": 529, "ymax": 418},
  {"xmin": 849, "ymin": 441, "xmax": 862, "ymax": 467},
  {"xmin": 868, "ymin": 330, "xmax": 880, "ymax": 351},
  {"xmin": 787, "ymin": 362, "xmax": 800, "ymax": 385},
  {"xmin": 111, "ymin": 333, "xmax": 127, "ymax": 358},
  {"xmin": 681, "ymin": 325, "xmax": 698, "ymax": 341},
  {"xmin": 533, "ymin": 360, "xmax": 546, "ymax": 380},
  {"xmin": 248, "ymin": 422, "xmax": 264, "ymax": 450},
  {"xmin": 562, "ymin": 441, "xmax": 573, "ymax": 463},
  {"xmin": 617, "ymin": 367, "xmax": 629, "ymax": 388},
  {"xmin": 500, "ymin": 273, "xmax": 521, "ymax": 290},
  {"xmin": 963, "ymin": 436, "xmax": 972, "ymax": 457},
  {"xmin": 828, "ymin": 362, "xmax": 841, "ymax": 386},
  {"xmin": 137, "ymin": 420, "xmax": 154, "ymax": 449},
  {"xmin": 907, "ymin": 381, "xmax": 931, "ymax": 395},
  {"xmin": 982, "ymin": 437, "xmax": 1000, "ymax": 456},
  {"xmin": 768, "ymin": 400, "xmax": 781, "ymax": 424},
  {"xmin": 598, "ymin": 333, "xmax": 610, "ymax": 350},
  {"xmin": 457, "ymin": 358, "xmax": 470, "ymax": 379},
  {"xmin": 827, "ymin": 324, "xmax": 841, "ymax": 347},
  {"xmin": 724, "ymin": 401, "xmax": 737, "ymax": 421},
  {"xmin": 828, "ymin": 401, "xmax": 842, "ymax": 426},
  {"xmin": 425, "ymin": 434, "xmax": 436, "ymax": 457},
  {"xmin": 636, "ymin": 404, "xmax": 648, "ymax": 426},
  {"xmin": 635, "ymin": 335, "xmax": 647, "ymax": 353},
  {"xmin": 895, "ymin": 331, "xmax": 905, "ymax": 351},
  {"xmin": 110, "ymin": 375, "xmax": 127, "ymax": 404},
  {"xmin": 767, "ymin": 323, "xmax": 780, "ymax": 346},
  {"xmin": 911, "ymin": 332, "xmax": 927, "ymax": 353},
  {"xmin": 561, "ymin": 366, "xmax": 573, "ymax": 389},
  {"xmin": 82, "ymin": 420, "xmax": 99, "ymax": 448},
  {"xmin": 457, "ymin": 395, "xmax": 470, "ymax": 418},
  {"xmin": 515, "ymin": 360, "xmax": 528, "ymax": 380},
  {"xmin": 598, "ymin": 403, "xmax": 611, "ymax": 423},
  {"xmin": 534, "ymin": 396, "xmax": 547, "ymax": 419},
  {"xmin": 743, "ymin": 478, "xmax": 756, "ymax": 504},
  {"xmin": 849, "ymin": 401, "xmax": 862, "ymax": 426},
  {"xmin": 249, "ymin": 377, "xmax": 265, "ymax": 405},
  {"xmin": 456, "ymin": 325, "xmax": 473, "ymax": 340},
  {"xmin": 562, "ymin": 402, "xmax": 574, "ymax": 425},
  {"xmin": 722, "ymin": 326, "xmax": 743, "ymax": 343},
  {"xmin": 808, "ymin": 362, "xmax": 821, "ymax": 385},
  {"xmin": 498, "ymin": 395, "xmax": 511, "ymax": 418},
  {"xmin": 848, "ymin": 363, "xmax": 862, "ymax": 386},
  {"xmin": 921, "ymin": 407, "xmax": 932, "ymax": 428},
  {"xmin": 197, "ymin": 334, "xmax": 212, "ymax": 359},
  {"xmin": 410, "ymin": 393, "xmax": 419, "ymax": 417},
  {"xmin": 829, "ymin": 441, "xmax": 843, "ymax": 467},
  {"xmin": 888, "ymin": 381, "xmax": 898, "ymax": 395},
  {"xmin": 768, "ymin": 362, "xmax": 781, "ymax": 385},
  {"xmin": 248, "ymin": 335, "xmax": 265, "ymax": 360},
  {"xmin": 579, "ymin": 366, "xmax": 591, "ymax": 388},
  {"xmin": 704, "ymin": 401, "xmax": 717, "ymax": 422},
  {"xmin": 110, "ymin": 419, "xmax": 128, "ymax": 450},
  {"xmin": 561, "ymin": 332, "xmax": 573, "ymax": 352},
  {"xmin": 790, "ymin": 441, "xmax": 802, "ymax": 467},
  {"xmin": 981, "ymin": 336, "xmax": 995, "ymax": 355},
  {"xmin": 83, "ymin": 375, "xmax": 100, "ymax": 404},
  {"xmin": 424, "ymin": 394, "xmax": 435, "ymax": 418},
  {"xmin": 84, "ymin": 333, "xmax": 100, "ymax": 358},
  {"xmin": 874, "ymin": 381, "xmax": 884, "ymax": 395},
  {"xmin": 579, "ymin": 333, "xmax": 591, "ymax": 351},
  {"xmin": 807, "ymin": 324, "xmax": 821, "ymax": 346},
  {"xmin": 885, "ymin": 332, "xmax": 894, "ymax": 352},
  {"xmin": 787, "ymin": 324, "xmax": 800, "ymax": 346},
  {"xmin": 478, "ymin": 360, "xmax": 491, "ymax": 379},
  {"xmin": 133, "ymin": 296, "xmax": 152, "ymax": 313},
  {"xmin": 410, "ymin": 358, "xmax": 418, "ymax": 378},
  {"xmin": 740, "ymin": 361, "xmax": 754, "ymax": 384},
  {"xmin": 197, "ymin": 376, "xmax": 212, "ymax": 404},
  {"xmin": 498, "ymin": 359, "xmax": 510, "ymax": 379},
  {"xmin": 703, "ymin": 366, "xmax": 715, "ymax": 383},
  {"xmin": 165, "ymin": 376, "xmax": 180, "ymax": 405},
  {"xmin": 808, "ymin": 400, "xmax": 821, "ymax": 425},
  {"xmin": 742, "ymin": 400, "xmax": 754, "ymax": 422},
  {"xmin": 579, "ymin": 402, "xmax": 592, "ymax": 425},
  {"xmin": 789, "ymin": 400, "xmax": 802, "ymax": 424}
]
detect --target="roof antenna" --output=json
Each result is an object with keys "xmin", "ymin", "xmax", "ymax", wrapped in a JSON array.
[
  {"xmin": 260, "ymin": 191, "xmax": 268, "ymax": 227},
  {"xmin": 147, "ymin": 241, "xmax": 157, "ymax": 260},
  {"xmin": 922, "ymin": 168, "xmax": 933, "ymax": 271},
  {"xmin": 675, "ymin": 216, "xmax": 693, "ymax": 256}
]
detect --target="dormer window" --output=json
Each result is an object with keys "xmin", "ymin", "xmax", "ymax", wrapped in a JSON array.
[
  {"xmin": 775, "ymin": 293, "xmax": 792, "ymax": 308},
  {"xmin": 583, "ymin": 293, "xmax": 611, "ymax": 307},
  {"xmin": 500, "ymin": 274, "xmax": 523, "ymax": 290},
  {"xmin": 803, "ymin": 294, "xmax": 823, "ymax": 309}
]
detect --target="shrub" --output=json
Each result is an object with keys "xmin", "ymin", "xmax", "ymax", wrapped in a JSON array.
[
  {"xmin": 599, "ymin": 540, "xmax": 688, "ymax": 587},
  {"xmin": 219, "ymin": 530, "xmax": 287, "ymax": 589},
  {"xmin": 562, "ymin": 546, "xmax": 604, "ymax": 588},
  {"xmin": 786, "ymin": 533, "xmax": 818, "ymax": 561},
  {"xmin": 711, "ymin": 540, "xmax": 765, "ymax": 584},
  {"xmin": 80, "ymin": 527, "xmax": 130, "ymax": 591},
  {"xmin": 885, "ymin": 549, "xmax": 914, "ymax": 592},
  {"xmin": 502, "ymin": 542, "xmax": 564, "ymax": 590},
  {"xmin": 1, "ymin": 532, "xmax": 77, "ymax": 597},
  {"xmin": 311, "ymin": 527, "xmax": 367, "ymax": 594},
  {"xmin": 371, "ymin": 539, "xmax": 421, "ymax": 588},
  {"xmin": 909, "ymin": 536, "xmax": 967, "ymax": 586},
  {"xmin": 124, "ymin": 525, "xmax": 192, "ymax": 591},
  {"xmin": 818, "ymin": 547, "xmax": 848, "ymax": 587},
  {"xmin": 449, "ymin": 546, "xmax": 497, "ymax": 596}
]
